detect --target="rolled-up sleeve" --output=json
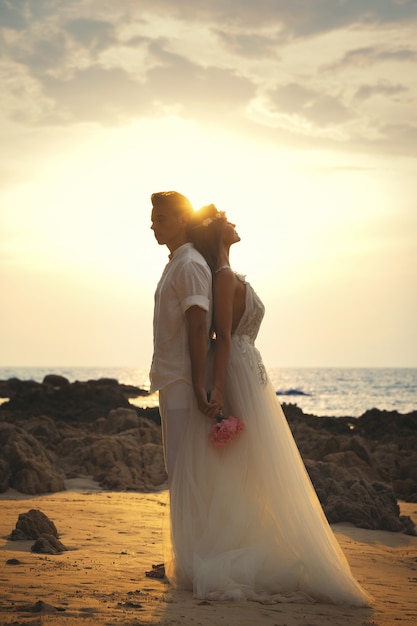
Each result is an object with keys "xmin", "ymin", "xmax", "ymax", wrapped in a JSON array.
[
  {"xmin": 177, "ymin": 261, "xmax": 211, "ymax": 313},
  {"xmin": 182, "ymin": 294, "xmax": 210, "ymax": 312}
]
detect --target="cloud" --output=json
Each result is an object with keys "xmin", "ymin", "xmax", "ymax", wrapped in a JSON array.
[
  {"xmin": 15, "ymin": 32, "xmax": 69, "ymax": 73},
  {"xmin": 23, "ymin": 39, "xmax": 255, "ymax": 126},
  {"xmin": 0, "ymin": 0, "xmax": 416, "ymax": 159},
  {"xmin": 5, "ymin": 0, "xmax": 417, "ymax": 43},
  {"xmin": 65, "ymin": 18, "xmax": 117, "ymax": 53},
  {"xmin": 0, "ymin": 0, "xmax": 27, "ymax": 29},
  {"xmin": 266, "ymin": 82, "xmax": 351, "ymax": 127},
  {"xmin": 40, "ymin": 65, "xmax": 148, "ymax": 124},
  {"xmin": 323, "ymin": 45, "xmax": 417, "ymax": 71},
  {"xmin": 113, "ymin": 0, "xmax": 417, "ymax": 37},
  {"xmin": 146, "ymin": 40, "xmax": 255, "ymax": 116},
  {"xmin": 370, "ymin": 121, "xmax": 417, "ymax": 156},
  {"xmin": 133, "ymin": 0, "xmax": 417, "ymax": 35},
  {"xmin": 354, "ymin": 82, "xmax": 408, "ymax": 101},
  {"xmin": 0, "ymin": 0, "xmax": 77, "ymax": 31},
  {"xmin": 213, "ymin": 29, "xmax": 283, "ymax": 58}
]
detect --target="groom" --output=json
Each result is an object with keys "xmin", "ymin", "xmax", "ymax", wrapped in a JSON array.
[
  {"xmin": 149, "ymin": 191, "xmax": 218, "ymax": 481},
  {"xmin": 146, "ymin": 191, "xmax": 217, "ymax": 579}
]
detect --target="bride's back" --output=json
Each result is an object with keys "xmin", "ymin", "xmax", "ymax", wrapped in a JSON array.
[{"xmin": 214, "ymin": 268, "xmax": 246, "ymax": 336}]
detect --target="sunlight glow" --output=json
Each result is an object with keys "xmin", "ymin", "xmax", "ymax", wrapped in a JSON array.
[{"xmin": 1, "ymin": 116, "xmax": 416, "ymax": 367}]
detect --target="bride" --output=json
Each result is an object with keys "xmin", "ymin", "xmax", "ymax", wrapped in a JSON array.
[{"xmin": 164, "ymin": 203, "xmax": 370, "ymax": 606}]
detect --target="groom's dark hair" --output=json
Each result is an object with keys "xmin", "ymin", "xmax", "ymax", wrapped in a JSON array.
[{"xmin": 151, "ymin": 191, "xmax": 194, "ymax": 219}]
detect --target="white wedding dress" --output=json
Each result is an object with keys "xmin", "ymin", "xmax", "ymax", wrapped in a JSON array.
[{"xmin": 165, "ymin": 274, "xmax": 370, "ymax": 606}]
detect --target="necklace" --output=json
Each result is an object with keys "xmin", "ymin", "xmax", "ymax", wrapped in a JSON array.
[{"xmin": 215, "ymin": 264, "xmax": 231, "ymax": 273}]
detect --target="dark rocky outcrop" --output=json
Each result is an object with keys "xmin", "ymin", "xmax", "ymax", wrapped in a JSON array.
[
  {"xmin": 305, "ymin": 462, "xmax": 415, "ymax": 534},
  {"xmin": 9, "ymin": 509, "xmax": 68, "ymax": 554},
  {"xmin": 0, "ymin": 422, "xmax": 66, "ymax": 494},
  {"xmin": 0, "ymin": 408, "xmax": 165, "ymax": 494},
  {"xmin": 55, "ymin": 414, "xmax": 166, "ymax": 490},
  {"xmin": 0, "ymin": 376, "xmax": 165, "ymax": 492},
  {"xmin": 0, "ymin": 378, "xmax": 416, "ymax": 535},
  {"xmin": 283, "ymin": 403, "xmax": 417, "ymax": 506},
  {"xmin": 31, "ymin": 534, "xmax": 68, "ymax": 554},
  {"xmin": 9, "ymin": 509, "xmax": 58, "ymax": 540},
  {"xmin": 0, "ymin": 375, "xmax": 149, "ymax": 422}
]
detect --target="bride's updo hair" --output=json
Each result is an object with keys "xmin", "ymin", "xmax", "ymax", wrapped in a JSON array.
[{"xmin": 187, "ymin": 204, "xmax": 227, "ymax": 274}]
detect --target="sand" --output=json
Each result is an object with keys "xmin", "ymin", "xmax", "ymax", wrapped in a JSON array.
[{"xmin": 0, "ymin": 480, "xmax": 416, "ymax": 626}]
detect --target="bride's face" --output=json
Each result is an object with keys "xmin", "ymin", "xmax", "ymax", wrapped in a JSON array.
[{"xmin": 222, "ymin": 220, "xmax": 241, "ymax": 247}]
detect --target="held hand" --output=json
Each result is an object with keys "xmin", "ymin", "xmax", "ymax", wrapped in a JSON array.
[
  {"xmin": 194, "ymin": 386, "xmax": 220, "ymax": 418},
  {"xmin": 207, "ymin": 387, "xmax": 224, "ymax": 416}
]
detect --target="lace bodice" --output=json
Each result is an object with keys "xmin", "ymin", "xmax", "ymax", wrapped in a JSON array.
[{"xmin": 233, "ymin": 274, "xmax": 265, "ymax": 343}]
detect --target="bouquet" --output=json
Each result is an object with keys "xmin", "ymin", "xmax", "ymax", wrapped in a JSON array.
[{"xmin": 209, "ymin": 414, "xmax": 245, "ymax": 448}]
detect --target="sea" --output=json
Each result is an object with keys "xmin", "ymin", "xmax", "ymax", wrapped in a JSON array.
[{"xmin": 0, "ymin": 366, "xmax": 416, "ymax": 418}]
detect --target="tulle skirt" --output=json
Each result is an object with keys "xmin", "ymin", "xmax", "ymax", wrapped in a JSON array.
[{"xmin": 164, "ymin": 337, "xmax": 371, "ymax": 606}]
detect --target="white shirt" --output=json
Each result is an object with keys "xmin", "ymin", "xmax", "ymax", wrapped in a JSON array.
[{"xmin": 149, "ymin": 243, "xmax": 212, "ymax": 393}]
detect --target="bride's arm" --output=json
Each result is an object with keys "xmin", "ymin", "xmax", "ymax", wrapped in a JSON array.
[{"xmin": 210, "ymin": 270, "xmax": 236, "ymax": 412}]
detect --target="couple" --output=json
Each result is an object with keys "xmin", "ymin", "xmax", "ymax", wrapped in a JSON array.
[{"xmin": 148, "ymin": 191, "xmax": 370, "ymax": 606}]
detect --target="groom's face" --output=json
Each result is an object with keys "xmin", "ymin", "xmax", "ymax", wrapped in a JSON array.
[{"xmin": 151, "ymin": 204, "xmax": 187, "ymax": 251}]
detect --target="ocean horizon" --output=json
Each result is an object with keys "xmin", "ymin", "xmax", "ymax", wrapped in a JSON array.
[{"xmin": 0, "ymin": 365, "xmax": 416, "ymax": 418}]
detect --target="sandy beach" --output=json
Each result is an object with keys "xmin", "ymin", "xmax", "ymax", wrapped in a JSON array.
[{"xmin": 0, "ymin": 481, "xmax": 416, "ymax": 626}]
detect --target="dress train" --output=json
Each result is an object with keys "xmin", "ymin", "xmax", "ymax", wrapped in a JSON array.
[{"xmin": 164, "ymin": 276, "xmax": 370, "ymax": 606}]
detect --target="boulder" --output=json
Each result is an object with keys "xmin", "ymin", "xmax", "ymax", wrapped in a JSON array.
[
  {"xmin": 55, "ymin": 431, "xmax": 166, "ymax": 491},
  {"xmin": 0, "ymin": 377, "xmax": 149, "ymax": 422},
  {"xmin": 96, "ymin": 408, "xmax": 143, "ymax": 435},
  {"xmin": 305, "ymin": 461, "xmax": 415, "ymax": 535},
  {"xmin": 31, "ymin": 534, "xmax": 68, "ymax": 554},
  {"xmin": 42, "ymin": 374, "xmax": 71, "ymax": 388},
  {"xmin": 0, "ymin": 422, "xmax": 65, "ymax": 494},
  {"xmin": 9, "ymin": 509, "xmax": 58, "ymax": 540},
  {"xmin": 285, "ymin": 406, "xmax": 417, "ymax": 507}
]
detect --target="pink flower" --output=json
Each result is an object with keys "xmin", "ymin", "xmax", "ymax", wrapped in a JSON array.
[{"xmin": 209, "ymin": 415, "xmax": 245, "ymax": 448}]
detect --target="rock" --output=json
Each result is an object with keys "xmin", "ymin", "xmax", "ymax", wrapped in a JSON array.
[
  {"xmin": 0, "ymin": 377, "xmax": 149, "ymax": 422},
  {"xmin": 43, "ymin": 374, "xmax": 70, "ymax": 388},
  {"xmin": 305, "ymin": 461, "xmax": 415, "ymax": 535},
  {"xmin": 321, "ymin": 450, "xmax": 381, "ymax": 482},
  {"xmin": 394, "ymin": 478, "xmax": 417, "ymax": 502},
  {"xmin": 286, "ymin": 406, "xmax": 417, "ymax": 510},
  {"xmin": 308, "ymin": 434, "xmax": 341, "ymax": 459},
  {"xmin": 98, "ymin": 408, "xmax": 142, "ymax": 434},
  {"xmin": 20, "ymin": 599, "xmax": 65, "ymax": 613},
  {"xmin": 0, "ymin": 422, "xmax": 65, "ymax": 494},
  {"xmin": 354, "ymin": 408, "xmax": 417, "ymax": 441},
  {"xmin": 0, "ymin": 377, "xmax": 42, "ymax": 399},
  {"xmin": 0, "ymin": 457, "xmax": 10, "ymax": 492},
  {"xmin": 0, "ymin": 401, "xmax": 165, "ymax": 493},
  {"xmin": 19, "ymin": 415, "xmax": 64, "ymax": 446},
  {"xmin": 9, "ymin": 510, "xmax": 68, "ymax": 554},
  {"xmin": 9, "ymin": 509, "xmax": 58, "ymax": 540},
  {"xmin": 31, "ymin": 533, "xmax": 68, "ymax": 554},
  {"xmin": 55, "ymin": 431, "xmax": 166, "ymax": 490}
]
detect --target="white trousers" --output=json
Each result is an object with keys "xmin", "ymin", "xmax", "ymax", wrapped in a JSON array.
[{"xmin": 158, "ymin": 380, "xmax": 193, "ymax": 483}]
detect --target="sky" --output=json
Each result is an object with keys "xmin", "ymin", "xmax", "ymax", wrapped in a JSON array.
[{"xmin": 1, "ymin": 0, "xmax": 416, "ymax": 370}]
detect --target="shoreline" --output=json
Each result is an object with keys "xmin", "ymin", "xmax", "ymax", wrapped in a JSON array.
[
  {"xmin": 0, "ymin": 487, "xmax": 416, "ymax": 625},
  {"xmin": 1, "ymin": 368, "xmax": 417, "ymax": 418}
]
